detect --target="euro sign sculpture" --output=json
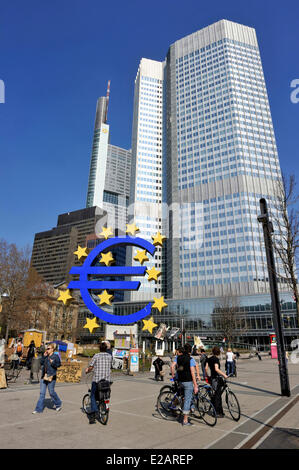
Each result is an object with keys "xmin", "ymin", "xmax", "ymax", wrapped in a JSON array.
[{"xmin": 68, "ymin": 237, "xmax": 156, "ymax": 324}]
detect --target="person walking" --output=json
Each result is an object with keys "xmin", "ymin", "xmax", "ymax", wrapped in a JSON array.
[
  {"xmin": 199, "ymin": 349, "xmax": 208, "ymax": 380},
  {"xmin": 37, "ymin": 342, "xmax": 46, "ymax": 357},
  {"xmin": 225, "ymin": 348, "xmax": 235, "ymax": 376},
  {"xmin": 256, "ymin": 351, "xmax": 262, "ymax": 361},
  {"xmin": 32, "ymin": 343, "xmax": 62, "ymax": 414},
  {"xmin": 0, "ymin": 335, "xmax": 5, "ymax": 367},
  {"xmin": 205, "ymin": 346, "xmax": 228, "ymax": 418},
  {"xmin": 85, "ymin": 342, "xmax": 112, "ymax": 424},
  {"xmin": 14, "ymin": 338, "xmax": 24, "ymax": 365},
  {"xmin": 26, "ymin": 340, "xmax": 36, "ymax": 380},
  {"xmin": 171, "ymin": 343, "xmax": 198, "ymax": 426},
  {"xmin": 153, "ymin": 356, "xmax": 165, "ymax": 381}
]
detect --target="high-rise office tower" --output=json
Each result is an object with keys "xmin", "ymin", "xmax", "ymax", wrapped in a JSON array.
[
  {"xmin": 86, "ymin": 83, "xmax": 131, "ymax": 233},
  {"xmin": 129, "ymin": 20, "xmax": 286, "ymax": 301},
  {"xmin": 86, "ymin": 90, "xmax": 110, "ymax": 209},
  {"xmin": 126, "ymin": 59, "xmax": 164, "ymax": 301},
  {"xmin": 31, "ymin": 207, "xmax": 106, "ymax": 285},
  {"xmin": 165, "ymin": 19, "xmax": 285, "ymax": 299}
]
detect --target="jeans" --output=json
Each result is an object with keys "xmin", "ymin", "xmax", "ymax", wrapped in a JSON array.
[
  {"xmin": 34, "ymin": 379, "xmax": 62, "ymax": 412},
  {"xmin": 90, "ymin": 381, "xmax": 99, "ymax": 413},
  {"xmin": 181, "ymin": 381, "xmax": 194, "ymax": 415},
  {"xmin": 226, "ymin": 361, "xmax": 234, "ymax": 376},
  {"xmin": 211, "ymin": 377, "xmax": 224, "ymax": 415}
]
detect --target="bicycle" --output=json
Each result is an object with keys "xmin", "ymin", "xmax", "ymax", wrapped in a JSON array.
[
  {"xmin": 221, "ymin": 374, "xmax": 241, "ymax": 421},
  {"xmin": 202, "ymin": 374, "xmax": 241, "ymax": 421},
  {"xmin": 158, "ymin": 378, "xmax": 178, "ymax": 396},
  {"xmin": 82, "ymin": 379, "xmax": 113, "ymax": 425},
  {"xmin": 156, "ymin": 381, "xmax": 217, "ymax": 426}
]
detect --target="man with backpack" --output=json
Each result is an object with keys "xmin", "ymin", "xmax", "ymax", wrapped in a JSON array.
[
  {"xmin": 14, "ymin": 339, "xmax": 24, "ymax": 364},
  {"xmin": 85, "ymin": 341, "xmax": 112, "ymax": 424},
  {"xmin": 171, "ymin": 343, "xmax": 198, "ymax": 426}
]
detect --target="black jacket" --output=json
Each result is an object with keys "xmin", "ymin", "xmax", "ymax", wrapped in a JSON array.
[{"xmin": 153, "ymin": 358, "xmax": 164, "ymax": 371}]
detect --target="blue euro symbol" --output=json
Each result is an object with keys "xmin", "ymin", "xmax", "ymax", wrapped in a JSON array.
[{"xmin": 68, "ymin": 237, "xmax": 156, "ymax": 324}]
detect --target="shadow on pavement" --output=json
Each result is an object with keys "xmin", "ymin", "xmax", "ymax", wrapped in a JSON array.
[{"xmin": 227, "ymin": 380, "xmax": 280, "ymax": 397}]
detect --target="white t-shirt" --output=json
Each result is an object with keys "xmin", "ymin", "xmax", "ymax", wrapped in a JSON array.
[{"xmin": 226, "ymin": 352, "xmax": 234, "ymax": 362}]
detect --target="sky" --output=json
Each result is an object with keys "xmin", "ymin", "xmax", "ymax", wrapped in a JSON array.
[{"xmin": 0, "ymin": 0, "xmax": 299, "ymax": 250}]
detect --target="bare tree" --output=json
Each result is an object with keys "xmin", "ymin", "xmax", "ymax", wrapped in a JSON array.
[
  {"xmin": 22, "ymin": 267, "xmax": 49, "ymax": 330},
  {"xmin": 0, "ymin": 240, "xmax": 31, "ymax": 340},
  {"xmin": 213, "ymin": 293, "xmax": 247, "ymax": 347},
  {"xmin": 272, "ymin": 174, "xmax": 299, "ymax": 321},
  {"xmin": 0, "ymin": 241, "xmax": 49, "ymax": 340}
]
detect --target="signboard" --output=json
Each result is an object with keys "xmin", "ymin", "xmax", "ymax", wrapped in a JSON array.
[
  {"xmin": 111, "ymin": 349, "xmax": 129, "ymax": 370},
  {"xmin": 129, "ymin": 348, "xmax": 139, "ymax": 373},
  {"xmin": 105, "ymin": 324, "xmax": 138, "ymax": 341},
  {"xmin": 167, "ymin": 328, "xmax": 180, "ymax": 339},
  {"xmin": 154, "ymin": 323, "xmax": 167, "ymax": 340},
  {"xmin": 270, "ymin": 334, "xmax": 277, "ymax": 359}
]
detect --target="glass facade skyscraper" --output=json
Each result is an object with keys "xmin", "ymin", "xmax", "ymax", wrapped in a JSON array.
[
  {"xmin": 126, "ymin": 59, "xmax": 164, "ymax": 301},
  {"xmin": 86, "ymin": 94, "xmax": 131, "ymax": 233},
  {"xmin": 128, "ymin": 19, "xmax": 286, "ymax": 302},
  {"xmin": 86, "ymin": 96, "xmax": 110, "ymax": 209}
]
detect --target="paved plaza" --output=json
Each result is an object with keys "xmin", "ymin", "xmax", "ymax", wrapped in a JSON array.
[{"xmin": 0, "ymin": 355, "xmax": 298, "ymax": 449}]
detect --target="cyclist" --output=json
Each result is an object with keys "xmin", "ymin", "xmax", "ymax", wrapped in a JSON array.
[
  {"xmin": 85, "ymin": 342, "xmax": 112, "ymax": 424},
  {"xmin": 171, "ymin": 343, "xmax": 198, "ymax": 426},
  {"xmin": 205, "ymin": 346, "xmax": 228, "ymax": 418}
]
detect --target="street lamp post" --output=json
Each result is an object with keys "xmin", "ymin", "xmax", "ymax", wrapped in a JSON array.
[
  {"xmin": 0, "ymin": 290, "xmax": 10, "ymax": 343},
  {"xmin": 258, "ymin": 198, "xmax": 291, "ymax": 397}
]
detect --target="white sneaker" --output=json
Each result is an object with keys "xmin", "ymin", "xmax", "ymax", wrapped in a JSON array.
[
  {"xmin": 32, "ymin": 411, "xmax": 40, "ymax": 414},
  {"xmin": 56, "ymin": 406, "xmax": 62, "ymax": 412}
]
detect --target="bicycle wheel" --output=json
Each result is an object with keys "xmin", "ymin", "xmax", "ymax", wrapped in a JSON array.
[
  {"xmin": 82, "ymin": 394, "xmax": 92, "ymax": 414},
  {"xmin": 98, "ymin": 401, "xmax": 109, "ymax": 425},
  {"xmin": 158, "ymin": 384, "xmax": 172, "ymax": 395},
  {"xmin": 197, "ymin": 396, "xmax": 217, "ymax": 427},
  {"xmin": 225, "ymin": 390, "xmax": 240, "ymax": 421},
  {"xmin": 157, "ymin": 391, "xmax": 180, "ymax": 420}
]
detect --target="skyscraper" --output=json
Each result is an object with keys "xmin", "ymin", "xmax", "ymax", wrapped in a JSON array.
[
  {"xmin": 165, "ymin": 19, "xmax": 285, "ymax": 300},
  {"xmin": 126, "ymin": 58, "xmax": 164, "ymax": 301},
  {"xmin": 128, "ymin": 20, "xmax": 286, "ymax": 302},
  {"xmin": 86, "ymin": 92, "xmax": 110, "ymax": 209},
  {"xmin": 31, "ymin": 207, "xmax": 106, "ymax": 285},
  {"xmin": 86, "ymin": 84, "xmax": 131, "ymax": 233}
]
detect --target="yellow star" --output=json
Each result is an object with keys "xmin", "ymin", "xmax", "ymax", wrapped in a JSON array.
[
  {"xmin": 152, "ymin": 296, "xmax": 168, "ymax": 313},
  {"xmin": 146, "ymin": 266, "xmax": 161, "ymax": 283},
  {"xmin": 98, "ymin": 290, "xmax": 114, "ymax": 306},
  {"xmin": 142, "ymin": 316, "xmax": 158, "ymax": 334},
  {"xmin": 151, "ymin": 232, "xmax": 166, "ymax": 247},
  {"xmin": 126, "ymin": 223, "xmax": 140, "ymax": 236},
  {"xmin": 99, "ymin": 251, "xmax": 114, "ymax": 266},
  {"xmin": 57, "ymin": 289, "xmax": 73, "ymax": 305},
  {"xmin": 100, "ymin": 226, "xmax": 113, "ymax": 240},
  {"xmin": 73, "ymin": 245, "xmax": 89, "ymax": 260},
  {"xmin": 134, "ymin": 249, "xmax": 149, "ymax": 265},
  {"xmin": 83, "ymin": 317, "xmax": 100, "ymax": 333}
]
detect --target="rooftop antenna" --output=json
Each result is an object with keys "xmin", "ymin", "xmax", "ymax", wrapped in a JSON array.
[{"xmin": 105, "ymin": 80, "xmax": 111, "ymax": 123}]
